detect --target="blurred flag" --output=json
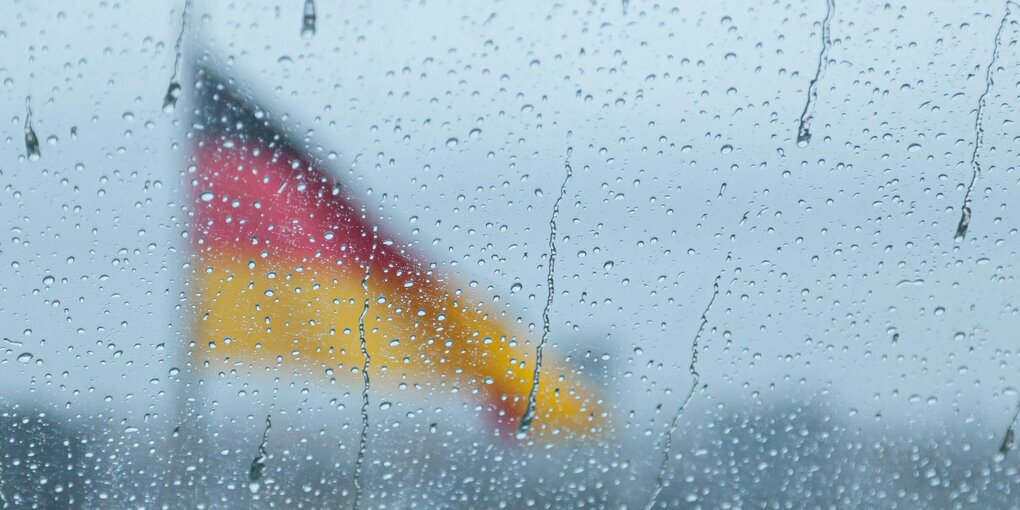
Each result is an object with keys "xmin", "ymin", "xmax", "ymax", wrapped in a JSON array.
[{"xmin": 184, "ymin": 64, "xmax": 604, "ymax": 439}]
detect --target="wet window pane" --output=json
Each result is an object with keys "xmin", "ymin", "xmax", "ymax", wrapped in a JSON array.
[{"xmin": 3, "ymin": 1, "xmax": 1019, "ymax": 508}]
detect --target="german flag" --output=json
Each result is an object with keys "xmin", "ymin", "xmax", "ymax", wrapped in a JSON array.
[{"xmin": 185, "ymin": 65, "xmax": 604, "ymax": 440}]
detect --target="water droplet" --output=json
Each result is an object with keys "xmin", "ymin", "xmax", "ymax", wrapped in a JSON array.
[
  {"xmin": 24, "ymin": 96, "xmax": 40, "ymax": 160},
  {"xmin": 1001, "ymin": 427, "xmax": 1015, "ymax": 455},
  {"xmin": 25, "ymin": 129, "xmax": 40, "ymax": 160},
  {"xmin": 199, "ymin": 191, "xmax": 215, "ymax": 202},
  {"xmin": 796, "ymin": 130, "xmax": 811, "ymax": 147},
  {"xmin": 301, "ymin": 0, "xmax": 316, "ymax": 38},
  {"xmin": 17, "ymin": 352, "xmax": 33, "ymax": 363},
  {"xmin": 955, "ymin": 206, "xmax": 971, "ymax": 242},
  {"xmin": 163, "ymin": 82, "xmax": 181, "ymax": 113}
]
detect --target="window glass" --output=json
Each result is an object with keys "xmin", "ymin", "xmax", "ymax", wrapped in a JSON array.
[{"xmin": 2, "ymin": 1, "xmax": 1018, "ymax": 508}]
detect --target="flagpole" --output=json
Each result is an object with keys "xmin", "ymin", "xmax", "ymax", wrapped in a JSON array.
[{"xmin": 165, "ymin": 41, "xmax": 204, "ymax": 508}]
